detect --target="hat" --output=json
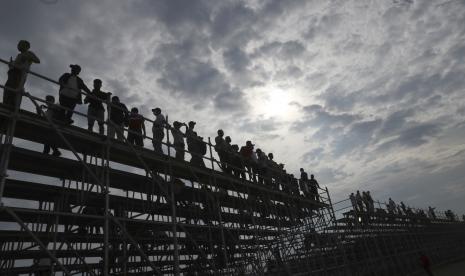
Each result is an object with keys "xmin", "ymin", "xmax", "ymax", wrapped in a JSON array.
[
  {"xmin": 246, "ymin": 140, "xmax": 254, "ymax": 146},
  {"xmin": 188, "ymin": 121, "xmax": 196, "ymax": 126},
  {"xmin": 152, "ymin": 107, "xmax": 161, "ymax": 113},
  {"xmin": 69, "ymin": 64, "xmax": 81, "ymax": 71}
]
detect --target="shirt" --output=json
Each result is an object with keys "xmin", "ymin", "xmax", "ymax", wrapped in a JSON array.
[
  {"xmin": 152, "ymin": 114, "xmax": 165, "ymax": 132},
  {"xmin": 109, "ymin": 102, "xmax": 128, "ymax": 124},
  {"xmin": 171, "ymin": 128, "xmax": 184, "ymax": 145},
  {"xmin": 60, "ymin": 75, "xmax": 80, "ymax": 99},
  {"xmin": 128, "ymin": 113, "xmax": 144, "ymax": 131},
  {"xmin": 85, "ymin": 89, "xmax": 109, "ymax": 110}
]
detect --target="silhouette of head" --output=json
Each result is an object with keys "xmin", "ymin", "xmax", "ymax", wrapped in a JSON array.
[
  {"xmin": 17, "ymin": 40, "xmax": 30, "ymax": 52},
  {"xmin": 256, "ymin": 148, "xmax": 262, "ymax": 153},
  {"xmin": 131, "ymin": 107, "xmax": 139, "ymax": 114},
  {"xmin": 173, "ymin": 121, "xmax": 181, "ymax": 129},
  {"xmin": 188, "ymin": 121, "xmax": 196, "ymax": 128},
  {"xmin": 268, "ymin": 153, "xmax": 274, "ymax": 160},
  {"xmin": 300, "ymin": 168, "xmax": 304, "ymax": 172},
  {"xmin": 111, "ymin": 96, "xmax": 120, "ymax": 103},
  {"xmin": 70, "ymin": 64, "xmax": 81, "ymax": 75},
  {"xmin": 152, "ymin": 107, "xmax": 161, "ymax": 115},
  {"xmin": 225, "ymin": 136, "xmax": 231, "ymax": 143},
  {"xmin": 310, "ymin": 174, "xmax": 314, "ymax": 179},
  {"xmin": 93, "ymin": 79, "xmax": 102, "ymax": 90},
  {"xmin": 45, "ymin": 95, "xmax": 55, "ymax": 104},
  {"xmin": 246, "ymin": 140, "xmax": 254, "ymax": 148},
  {"xmin": 217, "ymin": 129, "xmax": 224, "ymax": 136},
  {"xmin": 231, "ymin": 144, "xmax": 239, "ymax": 152}
]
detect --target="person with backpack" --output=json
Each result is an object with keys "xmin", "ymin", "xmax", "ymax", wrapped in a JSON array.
[
  {"xmin": 58, "ymin": 64, "xmax": 91, "ymax": 124},
  {"xmin": 190, "ymin": 136, "xmax": 207, "ymax": 167},
  {"xmin": 127, "ymin": 107, "xmax": 145, "ymax": 146}
]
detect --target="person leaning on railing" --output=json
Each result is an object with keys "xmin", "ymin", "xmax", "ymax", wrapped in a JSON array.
[
  {"xmin": 3, "ymin": 40, "xmax": 40, "ymax": 109},
  {"xmin": 84, "ymin": 79, "xmax": 111, "ymax": 135},
  {"xmin": 151, "ymin": 107, "xmax": 166, "ymax": 154},
  {"xmin": 127, "ymin": 107, "xmax": 145, "ymax": 147},
  {"xmin": 169, "ymin": 121, "xmax": 187, "ymax": 161}
]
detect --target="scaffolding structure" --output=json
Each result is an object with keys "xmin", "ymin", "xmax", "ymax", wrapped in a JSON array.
[
  {"xmin": 0, "ymin": 59, "xmax": 333, "ymax": 275},
  {"xmin": 0, "ymin": 58, "xmax": 464, "ymax": 275}
]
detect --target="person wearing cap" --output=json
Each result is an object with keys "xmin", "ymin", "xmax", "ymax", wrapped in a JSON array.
[
  {"xmin": 151, "ymin": 107, "xmax": 166, "ymax": 154},
  {"xmin": 3, "ymin": 40, "xmax": 40, "ymax": 109},
  {"xmin": 108, "ymin": 96, "xmax": 129, "ymax": 141},
  {"xmin": 84, "ymin": 79, "xmax": 111, "ymax": 135},
  {"xmin": 127, "ymin": 107, "xmax": 145, "ymax": 146},
  {"xmin": 170, "ymin": 121, "xmax": 187, "ymax": 160},
  {"xmin": 58, "ymin": 64, "xmax": 91, "ymax": 124},
  {"xmin": 299, "ymin": 168, "xmax": 310, "ymax": 197},
  {"xmin": 308, "ymin": 174, "xmax": 320, "ymax": 201}
]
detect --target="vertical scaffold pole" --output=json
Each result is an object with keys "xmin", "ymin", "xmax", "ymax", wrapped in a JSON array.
[
  {"xmin": 166, "ymin": 115, "xmax": 180, "ymax": 276},
  {"xmin": 103, "ymin": 97, "xmax": 112, "ymax": 276}
]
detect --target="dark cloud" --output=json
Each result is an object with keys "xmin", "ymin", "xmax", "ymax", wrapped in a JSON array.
[
  {"xmin": 223, "ymin": 47, "xmax": 250, "ymax": 72},
  {"xmin": 331, "ymin": 119, "xmax": 383, "ymax": 157},
  {"xmin": 378, "ymin": 109, "xmax": 415, "ymax": 136},
  {"xmin": 377, "ymin": 122, "xmax": 441, "ymax": 151}
]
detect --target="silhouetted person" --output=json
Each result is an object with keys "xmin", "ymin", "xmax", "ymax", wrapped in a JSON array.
[
  {"xmin": 215, "ymin": 129, "xmax": 228, "ymax": 172},
  {"xmin": 58, "ymin": 64, "xmax": 90, "ymax": 124},
  {"xmin": 186, "ymin": 121, "xmax": 197, "ymax": 152},
  {"xmin": 108, "ymin": 96, "xmax": 128, "ymax": 141},
  {"xmin": 37, "ymin": 95, "xmax": 61, "ymax": 156},
  {"xmin": 190, "ymin": 136, "xmax": 207, "ymax": 167},
  {"xmin": 240, "ymin": 141, "xmax": 257, "ymax": 182},
  {"xmin": 428, "ymin": 206, "xmax": 436, "ymax": 219},
  {"xmin": 267, "ymin": 153, "xmax": 278, "ymax": 189},
  {"xmin": 350, "ymin": 193, "xmax": 357, "ymax": 211},
  {"xmin": 400, "ymin": 202, "xmax": 407, "ymax": 215},
  {"xmin": 308, "ymin": 174, "xmax": 320, "ymax": 201},
  {"xmin": 256, "ymin": 148, "xmax": 269, "ymax": 185},
  {"xmin": 3, "ymin": 40, "xmax": 40, "ymax": 109},
  {"xmin": 419, "ymin": 252, "xmax": 434, "ymax": 276},
  {"xmin": 151, "ymin": 107, "xmax": 166, "ymax": 154},
  {"xmin": 223, "ymin": 135, "xmax": 233, "ymax": 174},
  {"xmin": 388, "ymin": 198, "xmax": 396, "ymax": 214},
  {"xmin": 170, "ymin": 121, "xmax": 187, "ymax": 160},
  {"xmin": 356, "ymin": 191, "xmax": 364, "ymax": 212},
  {"xmin": 229, "ymin": 144, "xmax": 244, "ymax": 178},
  {"xmin": 300, "ymin": 168, "xmax": 310, "ymax": 197},
  {"xmin": 127, "ymin": 107, "xmax": 145, "ymax": 146},
  {"xmin": 84, "ymin": 79, "xmax": 110, "ymax": 135}
]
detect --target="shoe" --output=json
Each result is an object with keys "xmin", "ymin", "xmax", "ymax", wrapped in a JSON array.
[{"xmin": 52, "ymin": 150, "xmax": 61, "ymax": 157}]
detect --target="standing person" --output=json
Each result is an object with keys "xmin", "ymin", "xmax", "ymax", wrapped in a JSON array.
[
  {"xmin": 84, "ymin": 79, "xmax": 110, "ymax": 135},
  {"xmin": 388, "ymin": 198, "xmax": 397, "ymax": 214},
  {"xmin": 366, "ymin": 191, "xmax": 375, "ymax": 213},
  {"xmin": 190, "ymin": 136, "xmax": 207, "ymax": 167},
  {"xmin": 308, "ymin": 174, "xmax": 320, "ymax": 201},
  {"xmin": 255, "ymin": 148, "xmax": 268, "ymax": 185},
  {"xmin": 37, "ymin": 95, "xmax": 61, "ymax": 157},
  {"xmin": 3, "ymin": 40, "xmax": 40, "ymax": 109},
  {"xmin": 151, "ymin": 107, "xmax": 166, "ymax": 154},
  {"xmin": 222, "ymin": 136, "xmax": 233, "ymax": 174},
  {"xmin": 355, "ymin": 191, "xmax": 364, "ymax": 212},
  {"xmin": 107, "ymin": 96, "xmax": 128, "ymax": 141},
  {"xmin": 215, "ymin": 129, "xmax": 228, "ymax": 171},
  {"xmin": 240, "ymin": 141, "xmax": 257, "ymax": 182},
  {"xmin": 58, "ymin": 64, "xmax": 91, "ymax": 124},
  {"xmin": 229, "ymin": 144, "xmax": 244, "ymax": 178},
  {"xmin": 170, "ymin": 121, "xmax": 187, "ymax": 161},
  {"xmin": 300, "ymin": 168, "xmax": 310, "ymax": 197},
  {"xmin": 127, "ymin": 107, "xmax": 145, "ymax": 147},
  {"xmin": 186, "ymin": 121, "xmax": 198, "ymax": 153},
  {"xmin": 350, "ymin": 193, "xmax": 357, "ymax": 212}
]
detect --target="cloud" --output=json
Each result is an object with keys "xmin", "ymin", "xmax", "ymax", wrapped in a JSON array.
[{"xmin": 377, "ymin": 122, "xmax": 442, "ymax": 151}]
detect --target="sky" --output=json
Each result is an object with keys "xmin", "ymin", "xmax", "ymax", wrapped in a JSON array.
[{"xmin": 1, "ymin": 0, "xmax": 464, "ymax": 215}]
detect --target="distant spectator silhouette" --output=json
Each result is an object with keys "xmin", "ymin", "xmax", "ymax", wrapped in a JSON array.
[
  {"xmin": 223, "ymin": 135, "xmax": 233, "ymax": 174},
  {"xmin": 308, "ymin": 174, "xmax": 320, "ymax": 201},
  {"xmin": 215, "ymin": 129, "xmax": 228, "ymax": 172},
  {"xmin": 3, "ymin": 40, "xmax": 40, "ymax": 109},
  {"xmin": 190, "ymin": 136, "xmax": 207, "ymax": 167},
  {"xmin": 170, "ymin": 121, "xmax": 187, "ymax": 160},
  {"xmin": 300, "ymin": 168, "xmax": 310, "ymax": 197},
  {"xmin": 58, "ymin": 64, "xmax": 90, "ymax": 124},
  {"xmin": 186, "ymin": 121, "xmax": 197, "ymax": 152},
  {"xmin": 256, "ymin": 148, "xmax": 268, "ymax": 185},
  {"xmin": 356, "ymin": 191, "xmax": 364, "ymax": 212},
  {"xmin": 427, "ymin": 206, "xmax": 436, "ymax": 219},
  {"xmin": 37, "ymin": 95, "xmax": 61, "ymax": 157},
  {"xmin": 107, "ymin": 96, "xmax": 128, "ymax": 141},
  {"xmin": 350, "ymin": 193, "xmax": 357, "ymax": 211},
  {"xmin": 240, "ymin": 141, "xmax": 257, "ymax": 182},
  {"xmin": 151, "ymin": 107, "xmax": 166, "ymax": 154},
  {"xmin": 388, "ymin": 198, "xmax": 396, "ymax": 214},
  {"xmin": 229, "ymin": 144, "xmax": 244, "ymax": 178},
  {"xmin": 84, "ymin": 79, "xmax": 110, "ymax": 135},
  {"xmin": 127, "ymin": 107, "xmax": 145, "ymax": 146}
]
